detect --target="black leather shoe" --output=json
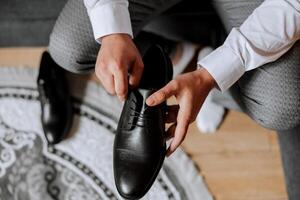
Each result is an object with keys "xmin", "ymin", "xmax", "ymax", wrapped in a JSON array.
[
  {"xmin": 114, "ymin": 44, "xmax": 173, "ymax": 199},
  {"xmin": 37, "ymin": 52, "xmax": 73, "ymax": 144}
]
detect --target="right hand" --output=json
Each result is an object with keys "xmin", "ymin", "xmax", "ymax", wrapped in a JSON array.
[
  {"xmin": 96, "ymin": 34, "xmax": 144, "ymax": 101},
  {"xmin": 146, "ymin": 68, "xmax": 216, "ymax": 156}
]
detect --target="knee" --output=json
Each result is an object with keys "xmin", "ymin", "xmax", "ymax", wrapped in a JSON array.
[
  {"xmin": 254, "ymin": 105, "xmax": 300, "ymax": 131},
  {"xmin": 48, "ymin": 30, "xmax": 95, "ymax": 74},
  {"xmin": 239, "ymin": 43, "xmax": 300, "ymax": 131},
  {"xmin": 242, "ymin": 94, "xmax": 300, "ymax": 131}
]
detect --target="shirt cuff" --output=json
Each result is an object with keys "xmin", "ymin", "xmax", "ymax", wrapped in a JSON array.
[
  {"xmin": 197, "ymin": 45, "xmax": 245, "ymax": 92},
  {"xmin": 89, "ymin": 2, "xmax": 133, "ymax": 43}
]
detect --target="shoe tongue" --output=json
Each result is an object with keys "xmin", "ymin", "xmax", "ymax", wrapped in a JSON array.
[
  {"xmin": 138, "ymin": 45, "xmax": 173, "ymax": 90},
  {"xmin": 137, "ymin": 88, "xmax": 156, "ymax": 100}
]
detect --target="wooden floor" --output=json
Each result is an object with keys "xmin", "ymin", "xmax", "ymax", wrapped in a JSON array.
[{"xmin": 0, "ymin": 48, "xmax": 288, "ymax": 200}]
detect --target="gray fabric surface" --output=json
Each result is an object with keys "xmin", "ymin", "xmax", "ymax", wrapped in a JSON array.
[
  {"xmin": 0, "ymin": 0, "xmax": 67, "ymax": 46},
  {"xmin": 49, "ymin": 0, "xmax": 99, "ymax": 73},
  {"xmin": 278, "ymin": 126, "xmax": 300, "ymax": 200},
  {"xmin": 48, "ymin": 0, "xmax": 182, "ymax": 73},
  {"xmin": 213, "ymin": 2, "xmax": 300, "ymax": 199},
  {"xmin": 238, "ymin": 43, "xmax": 300, "ymax": 131},
  {"xmin": 213, "ymin": 0, "xmax": 300, "ymax": 131},
  {"xmin": 212, "ymin": 0, "xmax": 264, "ymax": 32},
  {"xmin": 143, "ymin": 0, "xmax": 225, "ymax": 46}
]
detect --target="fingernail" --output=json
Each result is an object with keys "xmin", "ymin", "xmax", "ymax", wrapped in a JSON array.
[
  {"xmin": 129, "ymin": 79, "xmax": 136, "ymax": 87},
  {"xmin": 166, "ymin": 151, "xmax": 171, "ymax": 157},
  {"xmin": 146, "ymin": 97, "xmax": 154, "ymax": 106},
  {"xmin": 118, "ymin": 96, "xmax": 125, "ymax": 101}
]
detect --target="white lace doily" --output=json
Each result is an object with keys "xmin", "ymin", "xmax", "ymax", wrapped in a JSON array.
[{"xmin": 0, "ymin": 66, "xmax": 212, "ymax": 200}]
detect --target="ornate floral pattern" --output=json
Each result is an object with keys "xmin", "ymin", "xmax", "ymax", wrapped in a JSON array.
[
  {"xmin": 0, "ymin": 88, "xmax": 179, "ymax": 200},
  {"xmin": 0, "ymin": 70, "xmax": 211, "ymax": 200}
]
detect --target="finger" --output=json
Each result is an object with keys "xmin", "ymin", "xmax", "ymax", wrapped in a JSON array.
[
  {"xmin": 167, "ymin": 99, "xmax": 192, "ymax": 156},
  {"xmin": 101, "ymin": 74, "xmax": 115, "ymax": 95},
  {"xmin": 95, "ymin": 68, "xmax": 115, "ymax": 95},
  {"xmin": 146, "ymin": 81, "xmax": 178, "ymax": 106},
  {"xmin": 129, "ymin": 58, "xmax": 144, "ymax": 87},
  {"xmin": 166, "ymin": 119, "xmax": 189, "ymax": 156},
  {"xmin": 113, "ymin": 66, "xmax": 128, "ymax": 101},
  {"xmin": 165, "ymin": 105, "xmax": 179, "ymax": 123},
  {"xmin": 166, "ymin": 123, "xmax": 176, "ymax": 139}
]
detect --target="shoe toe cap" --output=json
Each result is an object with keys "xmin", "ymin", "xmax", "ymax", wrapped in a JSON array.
[
  {"xmin": 44, "ymin": 129, "xmax": 63, "ymax": 144},
  {"xmin": 115, "ymin": 163, "xmax": 153, "ymax": 199},
  {"xmin": 114, "ymin": 150, "xmax": 164, "ymax": 199},
  {"xmin": 41, "ymin": 103, "xmax": 72, "ymax": 144}
]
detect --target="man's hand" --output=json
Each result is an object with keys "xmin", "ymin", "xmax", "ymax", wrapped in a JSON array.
[
  {"xmin": 96, "ymin": 34, "xmax": 144, "ymax": 101},
  {"xmin": 146, "ymin": 68, "xmax": 216, "ymax": 156}
]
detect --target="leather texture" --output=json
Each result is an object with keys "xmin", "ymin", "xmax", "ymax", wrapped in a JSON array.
[
  {"xmin": 114, "ymin": 44, "xmax": 173, "ymax": 199},
  {"xmin": 37, "ymin": 51, "xmax": 73, "ymax": 144}
]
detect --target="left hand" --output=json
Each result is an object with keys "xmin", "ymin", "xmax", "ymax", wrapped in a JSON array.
[
  {"xmin": 96, "ymin": 34, "xmax": 144, "ymax": 101},
  {"xmin": 146, "ymin": 67, "xmax": 216, "ymax": 156}
]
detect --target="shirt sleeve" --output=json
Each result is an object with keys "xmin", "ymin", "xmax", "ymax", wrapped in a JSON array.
[
  {"xmin": 198, "ymin": 0, "xmax": 300, "ymax": 91},
  {"xmin": 84, "ymin": 0, "xmax": 133, "ymax": 43}
]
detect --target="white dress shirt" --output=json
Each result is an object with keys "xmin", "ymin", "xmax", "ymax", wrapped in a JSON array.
[
  {"xmin": 83, "ymin": 0, "xmax": 133, "ymax": 42},
  {"xmin": 84, "ymin": 0, "xmax": 300, "ymax": 91}
]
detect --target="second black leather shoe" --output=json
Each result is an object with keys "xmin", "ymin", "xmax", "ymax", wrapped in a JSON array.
[
  {"xmin": 37, "ymin": 52, "xmax": 73, "ymax": 144},
  {"xmin": 114, "ymin": 44, "xmax": 173, "ymax": 199}
]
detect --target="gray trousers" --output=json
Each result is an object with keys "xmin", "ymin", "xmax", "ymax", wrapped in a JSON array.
[{"xmin": 48, "ymin": 0, "xmax": 300, "ymax": 199}]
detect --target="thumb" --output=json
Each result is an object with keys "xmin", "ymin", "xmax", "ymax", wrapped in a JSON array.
[
  {"xmin": 146, "ymin": 82, "xmax": 176, "ymax": 106},
  {"xmin": 129, "ymin": 57, "xmax": 144, "ymax": 87}
]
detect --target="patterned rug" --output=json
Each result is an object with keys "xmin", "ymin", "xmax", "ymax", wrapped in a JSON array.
[{"xmin": 0, "ymin": 67, "xmax": 212, "ymax": 200}]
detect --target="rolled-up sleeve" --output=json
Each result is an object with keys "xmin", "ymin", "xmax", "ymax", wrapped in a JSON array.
[
  {"xmin": 198, "ymin": 0, "xmax": 300, "ymax": 91},
  {"xmin": 84, "ymin": 0, "xmax": 133, "ymax": 42}
]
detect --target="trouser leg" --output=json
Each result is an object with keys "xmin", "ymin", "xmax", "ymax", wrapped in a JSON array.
[
  {"xmin": 213, "ymin": 0, "xmax": 300, "ymax": 131},
  {"xmin": 48, "ymin": 0, "xmax": 182, "ymax": 74},
  {"xmin": 277, "ymin": 126, "xmax": 300, "ymax": 199},
  {"xmin": 213, "ymin": 1, "xmax": 300, "ymax": 198}
]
